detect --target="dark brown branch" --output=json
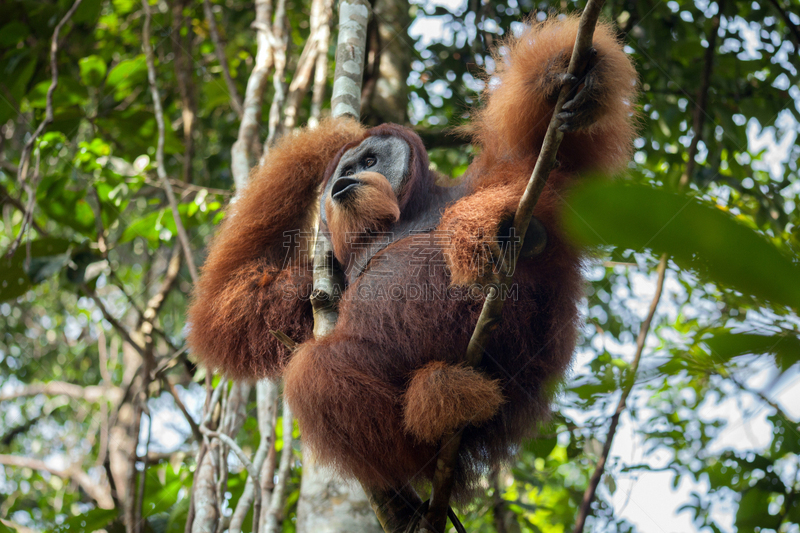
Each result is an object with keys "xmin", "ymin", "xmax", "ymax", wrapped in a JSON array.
[
  {"xmin": 423, "ymin": 3, "xmax": 607, "ymax": 531},
  {"xmin": 141, "ymin": 0, "xmax": 199, "ymax": 284},
  {"xmin": 269, "ymin": 329, "xmax": 298, "ymax": 351},
  {"xmin": 729, "ymin": 374, "xmax": 797, "ymax": 424},
  {"xmin": 766, "ymin": 0, "xmax": 800, "ymax": 47},
  {"xmin": 572, "ymin": 255, "xmax": 667, "ymax": 533},
  {"xmin": 163, "ymin": 378, "xmax": 203, "ymax": 441},
  {"xmin": 366, "ymin": 487, "xmax": 424, "ymax": 533},
  {"xmin": 82, "ymin": 284, "xmax": 146, "ymax": 357},
  {"xmin": 152, "ymin": 345, "xmax": 189, "ymax": 377},
  {"xmin": 678, "ymin": 2, "xmax": 723, "ymax": 188},
  {"xmin": 573, "ymin": 20, "xmax": 720, "ymax": 523},
  {"xmin": 88, "ymin": 187, "xmax": 109, "ymax": 257},
  {"xmin": 202, "ymin": 0, "xmax": 244, "ymax": 118},
  {"xmin": 144, "ymin": 176, "xmax": 233, "ymax": 198},
  {"xmin": 413, "ymin": 128, "xmax": 468, "ymax": 150},
  {"xmin": 139, "ymin": 248, "xmax": 181, "ymax": 337}
]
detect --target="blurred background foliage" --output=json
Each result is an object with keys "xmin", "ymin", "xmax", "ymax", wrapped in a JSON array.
[{"xmin": 0, "ymin": 0, "xmax": 799, "ymax": 532}]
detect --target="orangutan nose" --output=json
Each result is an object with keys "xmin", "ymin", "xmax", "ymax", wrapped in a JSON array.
[{"xmin": 331, "ymin": 177, "xmax": 362, "ymax": 201}]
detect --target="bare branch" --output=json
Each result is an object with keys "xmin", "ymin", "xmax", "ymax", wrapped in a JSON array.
[
  {"xmin": 330, "ymin": 0, "xmax": 370, "ymax": 119},
  {"xmin": 229, "ymin": 380, "xmax": 279, "ymax": 533},
  {"xmin": 308, "ymin": 0, "xmax": 335, "ymax": 127},
  {"xmin": 729, "ymin": 374, "xmax": 798, "ymax": 424},
  {"xmin": 262, "ymin": 399, "xmax": 294, "ymax": 533},
  {"xmin": 82, "ymin": 283, "xmax": 145, "ymax": 357},
  {"xmin": 144, "ymin": 176, "xmax": 233, "ymax": 198},
  {"xmin": 202, "ymin": 0, "xmax": 244, "ymax": 117},
  {"xmin": 264, "ymin": 0, "xmax": 289, "ymax": 150},
  {"xmin": 200, "ymin": 426, "xmax": 263, "ymax": 533},
  {"xmin": 125, "ymin": 359, "xmax": 155, "ymax": 532},
  {"xmin": 678, "ymin": 2, "xmax": 723, "ymax": 188},
  {"xmin": 171, "ymin": 0, "xmax": 198, "ymax": 184},
  {"xmin": 0, "ymin": 519, "xmax": 37, "ymax": 533},
  {"xmin": 283, "ymin": 0, "xmax": 334, "ymax": 131},
  {"xmin": 203, "ymin": 380, "xmax": 226, "ymax": 427},
  {"xmin": 135, "ymin": 410, "xmax": 153, "ymax": 533},
  {"xmin": 0, "ymin": 182, "xmax": 47, "ymax": 235},
  {"xmin": 231, "ymin": 0, "xmax": 275, "ymax": 190},
  {"xmin": 164, "ymin": 379, "xmax": 202, "ymax": 441},
  {"xmin": 572, "ymin": 255, "xmax": 667, "ymax": 533},
  {"xmin": 191, "ymin": 448, "xmax": 219, "ymax": 532},
  {"xmin": 0, "ymin": 382, "xmax": 122, "ymax": 404},
  {"xmin": 0, "ymin": 454, "xmax": 113, "ymax": 509},
  {"xmin": 140, "ymin": 248, "xmax": 182, "ymax": 337},
  {"xmin": 141, "ymin": 0, "xmax": 199, "ymax": 284},
  {"xmin": 7, "ymin": 142, "xmax": 41, "ymax": 259},
  {"xmin": 88, "ymin": 187, "xmax": 109, "ymax": 257}
]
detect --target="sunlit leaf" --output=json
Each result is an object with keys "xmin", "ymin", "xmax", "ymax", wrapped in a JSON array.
[
  {"xmin": 79, "ymin": 55, "xmax": 108, "ymax": 88},
  {"xmin": 563, "ymin": 181, "xmax": 800, "ymax": 311},
  {"xmin": 703, "ymin": 331, "xmax": 800, "ymax": 372}
]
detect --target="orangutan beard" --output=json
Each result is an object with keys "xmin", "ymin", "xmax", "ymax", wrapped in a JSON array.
[{"xmin": 325, "ymin": 171, "xmax": 401, "ymax": 267}]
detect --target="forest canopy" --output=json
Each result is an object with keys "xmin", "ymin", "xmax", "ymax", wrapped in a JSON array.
[{"xmin": 0, "ymin": 0, "xmax": 799, "ymax": 532}]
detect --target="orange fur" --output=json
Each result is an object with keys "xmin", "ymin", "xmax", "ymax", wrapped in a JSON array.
[
  {"xmin": 442, "ymin": 15, "xmax": 638, "ymax": 285},
  {"xmin": 187, "ymin": 117, "xmax": 366, "ymax": 379},
  {"xmin": 191, "ymin": 15, "xmax": 638, "ymax": 499},
  {"xmin": 403, "ymin": 361, "xmax": 505, "ymax": 444},
  {"xmin": 468, "ymin": 14, "xmax": 638, "ymax": 174},
  {"xmin": 439, "ymin": 176, "xmax": 527, "ymax": 285},
  {"xmin": 325, "ymin": 171, "xmax": 401, "ymax": 265}
]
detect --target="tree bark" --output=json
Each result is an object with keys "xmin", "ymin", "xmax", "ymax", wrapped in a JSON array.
[
  {"xmin": 296, "ymin": 458, "xmax": 382, "ymax": 533},
  {"xmin": 361, "ymin": 0, "xmax": 411, "ymax": 126},
  {"xmin": 295, "ymin": 2, "xmax": 383, "ymax": 532}
]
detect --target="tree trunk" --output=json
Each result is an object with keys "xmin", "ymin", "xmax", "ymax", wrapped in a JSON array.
[
  {"xmin": 361, "ymin": 0, "xmax": 411, "ymax": 125},
  {"xmin": 296, "ymin": 457, "xmax": 383, "ymax": 533}
]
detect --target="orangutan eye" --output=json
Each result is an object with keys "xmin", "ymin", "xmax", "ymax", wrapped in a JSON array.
[
  {"xmin": 364, "ymin": 156, "xmax": 376, "ymax": 168},
  {"xmin": 344, "ymin": 168, "xmax": 355, "ymax": 176}
]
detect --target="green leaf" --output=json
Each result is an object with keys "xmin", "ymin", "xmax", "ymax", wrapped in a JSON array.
[
  {"xmin": 0, "ymin": 238, "xmax": 73, "ymax": 302},
  {"xmin": 704, "ymin": 331, "xmax": 800, "ymax": 372},
  {"xmin": 0, "ymin": 21, "xmax": 29, "ymax": 47},
  {"xmin": 735, "ymin": 489, "xmax": 782, "ymax": 532},
  {"xmin": 53, "ymin": 507, "xmax": 117, "ymax": 532},
  {"xmin": 525, "ymin": 435, "xmax": 558, "ymax": 459},
  {"xmin": 0, "ymin": 55, "xmax": 36, "ymax": 125},
  {"xmin": 79, "ymin": 55, "xmax": 108, "ymax": 87},
  {"xmin": 73, "ymin": 0, "xmax": 103, "ymax": 24},
  {"xmin": 106, "ymin": 55, "xmax": 147, "ymax": 100},
  {"xmin": 563, "ymin": 181, "xmax": 800, "ymax": 311},
  {"xmin": 119, "ymin": 209, "xmax": 166, "ymax": 245}
]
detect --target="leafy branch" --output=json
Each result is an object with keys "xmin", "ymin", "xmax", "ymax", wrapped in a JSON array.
[{"xmin": 6, "ymin": 0, "xmax": 83, "ymax": 259}]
